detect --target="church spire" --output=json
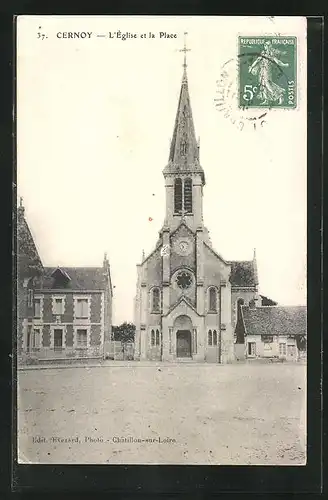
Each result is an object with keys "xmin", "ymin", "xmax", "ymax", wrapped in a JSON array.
[
  {"xmin": 180, "ymin": 31, "xmax": 190, "ymax": 83},
  {"xmin": 164, "ymin": 33, "xmax": 205, "ymax": 185}
]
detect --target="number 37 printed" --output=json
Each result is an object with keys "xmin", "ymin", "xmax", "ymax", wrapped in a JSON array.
[{"xmin": 37, "ymin": 27, "xmax": 47, "ymax": 40}]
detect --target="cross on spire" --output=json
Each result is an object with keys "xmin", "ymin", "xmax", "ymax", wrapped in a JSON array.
[{"xmin": 179, "ymin": 32, "xmax": 190, "ymax": 70}]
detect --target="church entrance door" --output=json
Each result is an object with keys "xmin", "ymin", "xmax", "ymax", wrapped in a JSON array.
[{"xmin": 176, "ymin": 330, "xmax": 192, "ymax": 358}]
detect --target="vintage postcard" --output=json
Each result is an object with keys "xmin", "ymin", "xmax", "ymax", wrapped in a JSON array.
[{"xmin": 16, "ymin": 16, "xmax": 307, "ymax": 465}]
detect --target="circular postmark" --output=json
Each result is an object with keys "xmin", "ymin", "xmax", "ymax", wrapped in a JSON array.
[
  {"xmin": 214, "ymin": 49, "xmax": 291, "ymax": 131},
  {"xmin": 214, "ymin": 56, "xmax": 268, "ymax": 131}
]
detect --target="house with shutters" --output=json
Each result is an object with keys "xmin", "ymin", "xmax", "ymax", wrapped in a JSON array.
[
  {"xmin": 240, "ymin": 304, "xmax": 307, "ymax": 361},
  {"xmin": 17, "ymin": 199, "xmax": 113, "ymax": 363}
]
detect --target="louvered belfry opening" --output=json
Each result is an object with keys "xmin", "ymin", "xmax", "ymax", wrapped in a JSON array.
[
  {"xmin": 174, "ymin": 178, "xmax": 183, "ymax": 213},
  {"xmin": 184, "ymin": 178, "xmax": 192, "ymax": 213},
  {"xmin": 174, "ymin": 177, "xmax": 193, "ymax": 215}
]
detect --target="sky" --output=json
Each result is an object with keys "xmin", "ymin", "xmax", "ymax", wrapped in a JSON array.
[{"xmin": 17, "ymin": 16, "xmax": 307, "ymax": 324}]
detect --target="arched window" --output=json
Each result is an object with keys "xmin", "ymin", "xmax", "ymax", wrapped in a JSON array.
[
  {"xmin": 151, "ymin": 329, "xmax": 155, "ymax": 346},
  {"xmin": 155, "ymin": 329, "xmax": 160, "ymax": 346},
  {"xmin": 208, "ymin": 329, "xmax": 218, "ymax": 346},
  {"xmin": 209, "ymin": 287, "xmax": 217, "ymax": 312},
  {"xmin": 184, "ymin": 178, "xmax": 192, "ymax": 213},
  {"xmin": 152, "ymin": 288, "xmax": 160, "ymax": 312},
  {"xmin": 237, "ymin": 298, "xmax": 244, "ymax": 314},
  {"xmin": 174, "ymin": 178, "xmax": 182, "ymax": 213},
  {"xmin": 235, "ymin": 298, "xmax": 245, "ymax": 344}
]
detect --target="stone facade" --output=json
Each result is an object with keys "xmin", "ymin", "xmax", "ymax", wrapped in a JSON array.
[
  {"xmin": 17, "ymin": 202, "xmax": 113, "ymax": 364},
  {"xmin": 134, "ymin": 64, "xmax": 260, "ymax": 363}
]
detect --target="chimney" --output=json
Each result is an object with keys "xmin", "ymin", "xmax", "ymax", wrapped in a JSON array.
[
  {"xmin": 103, "ymin": 252, "xmax": 109, "ymax": 271},
  {"xmin": 249, "ymin": 298, "xmax": 256, "ymax": 309},
  {"xmin": 18, "ymin": 197, "xmax": 25, "ymax": 221}
]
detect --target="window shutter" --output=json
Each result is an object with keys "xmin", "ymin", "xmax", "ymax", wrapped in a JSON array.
[
  {"xmin": 27, "ymin": 289, "xmax": 33, "ymax": 308},
  {"xmin": 34, "ymin": 329, "xmax": 41, "ymax": 349},
  {"xmin": 34, "ymin": 299, "xmax": 41, "ymax": 318}
]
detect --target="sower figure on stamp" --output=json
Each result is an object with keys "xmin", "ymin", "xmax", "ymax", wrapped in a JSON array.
[{"xmin": 249, "ymin": 40, "xmax": 289, "ymax": 105}]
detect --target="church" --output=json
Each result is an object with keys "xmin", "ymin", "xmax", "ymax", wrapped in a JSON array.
[{"xmin": 133, "ymin": 48, "xmax": 261, "ymax": 363}]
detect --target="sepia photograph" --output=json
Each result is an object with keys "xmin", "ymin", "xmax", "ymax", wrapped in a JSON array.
[{"xmin": 16, "ymin": 15, "xmax": 307, "ymax": 465}]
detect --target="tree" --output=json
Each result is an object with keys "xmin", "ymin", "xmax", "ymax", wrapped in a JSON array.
[
  {"xmin": 288, "ymin": 334, "xmax": 307, "ymax": 352},
  {"xmin": 112, "ymin": 322, "xmax": 136, "ymax": 343}
]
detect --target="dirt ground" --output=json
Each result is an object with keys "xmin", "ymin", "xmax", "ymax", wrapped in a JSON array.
[{"xmin": 17, "ymin": 362, "xmax": 306, "ymax": 465}]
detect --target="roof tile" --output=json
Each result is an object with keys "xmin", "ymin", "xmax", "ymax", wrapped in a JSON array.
[
  {"xmin": 242, "ymin": 306, "xmax": 307, "ymax": 336},
  {"xmin": 35, "ymin": 267, "xmax": 107, "ymax": 291},
  {"xmin": 228, "ymin": 261, "xmax": 256, "ymax": 287}
]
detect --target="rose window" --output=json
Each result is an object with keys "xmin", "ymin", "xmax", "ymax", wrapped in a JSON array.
[{"xmin": 176, "ymin": 271, "xmax": 192, "ymax": 289}]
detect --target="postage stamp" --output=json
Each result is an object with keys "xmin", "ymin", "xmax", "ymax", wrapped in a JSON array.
[{"xmin": 238, "ymin": 36, "xmax": 297, "ymax": 109}]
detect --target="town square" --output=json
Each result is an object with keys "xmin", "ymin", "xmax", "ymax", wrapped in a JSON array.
[{"xmin": 18, "ymin": 361, "xmax": 306, "ymax": 465}]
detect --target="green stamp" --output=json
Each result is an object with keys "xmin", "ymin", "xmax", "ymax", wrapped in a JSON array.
[{"xmin": 238, "ymin": 36, "xmax": 297, "ymax": 109}]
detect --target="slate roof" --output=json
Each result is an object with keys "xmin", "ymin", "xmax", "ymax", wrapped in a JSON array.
[
  {"xmin": 17, "ymin": 206, "xmax": 44, "ymax": 278},
  {"xmin": 260, "ymin": 294, "xmax": 278, "ymax": 306},
  {"xmin": 241, "ymin": 306, "xmax": 307, "ymax": 336},
  {"xmin": 34, "ymin": 267, "xmax": 107, "ymax": 291},
  {"xmin": 17, "ymin": 204, "xmax": 111, "ymax": 293},
  {"xmin": 163, "ymin": 65, "xmax": 205, "ymax": 184},
  {"xmin": 228, "ymin": 260, "xmax": 257, "ymax": 287}
]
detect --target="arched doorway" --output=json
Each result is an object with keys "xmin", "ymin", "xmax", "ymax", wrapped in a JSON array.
[
  {"xmin": 235, "ymin": 298, "xmax": 245, "ymax": 343},
  {"xmin": 174, "ymin": 315, "xmax": 193, "ymax": 358}
]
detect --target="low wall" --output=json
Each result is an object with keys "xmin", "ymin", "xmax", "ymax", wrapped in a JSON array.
[
  {"xmin": 18, "ymin": 345, "xmax": 103, "ymax": 365},
  {"xmin": 104, "ymin": 341, "xmax": 135, "ymax": 361}
]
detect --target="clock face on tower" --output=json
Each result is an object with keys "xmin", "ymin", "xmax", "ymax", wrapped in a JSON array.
[
  {"xmin": 180, "ymin": 241, "xmax": 189, "ymax": 252},
  {"xmin": 174, "ymin": 238, "xmax": 193, "ymax": 256}
]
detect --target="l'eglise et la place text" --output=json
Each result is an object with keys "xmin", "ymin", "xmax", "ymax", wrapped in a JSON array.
[{"xmin": 56, "ymin": 32, "xmax": 177, "ymax": 40}]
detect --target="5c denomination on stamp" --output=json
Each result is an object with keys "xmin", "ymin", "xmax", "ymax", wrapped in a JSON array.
[{"xmin": 238, "ymin": 36, "xmax": 297, "ymax": 109}]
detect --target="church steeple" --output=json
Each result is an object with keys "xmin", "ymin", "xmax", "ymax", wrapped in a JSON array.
[
  {"xmin": 162, "ymin": 35, "xmax": 206, "ymax": 233},
  {"xmin": 163, "ymin": 34, "xmax": 205, "ymax": 185}
]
